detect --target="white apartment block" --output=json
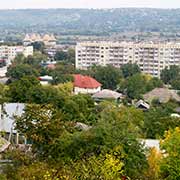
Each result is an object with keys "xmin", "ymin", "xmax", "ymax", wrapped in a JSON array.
[
  {"xmin": 76, "ymin": 41, "xmax": 180, "ymax": 77},
  {"xmin": 0, "ymin": 46, "xmax": 33, "ymax": 64}
]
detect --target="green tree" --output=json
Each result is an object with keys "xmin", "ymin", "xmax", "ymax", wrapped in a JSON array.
[
  {"xmin": 12, "ymin": 54, "xmax": 26, "ymax": 64},
  {"xmin": 91, "ymin": 65, "xmax": 122, "ymax": 90},
  {"xmin": 125, "ymin": 74, "xmax": 146, "ymax": 99},
  {"xmin": 145, "ymin": 148, "xmax": 162, "ymax": 180},
  {"xmin": 171, "ymin": 77, "xmax": 180, "ymax": 90},
  {"xmin": 72, "ymin": 147, "xmax": 125, "ymax": 180},
  {"xmin": 143, "ymin": 101, "xmax": 180, "ymax": 138},
  {"xmin": 160, "ymin": 65, "xmax": 180, "ymax": 84},
  {"xmin": 62, "ymin": 94, "xmax": 96, "ymax": 124},
  {"xmin": 160, "ymin": 127, "xmax": 180, "ymax": 179},
  {"xmin": 120, "ymin": 63, "xmax": 141, "ymax": 78},
  {"xmin": 6, "ymin": 64, "xmax": 39, "ymax": 81},
  {"xmin": 52, "ymin": 73, "xmax": 73, "ymax": 85},
  {"xmin": 14, "ymin": 103, "xmax": 147, "ymax": 179},
  {"xmin": 93, "ymin": 106, "xmax": 147, "ymax": 178},
  {"xmin": 30, "ymin": 41, "xmax": 45, "ymax": 52},
  {"xmin": 0, "ymin": 84, "xmax": 9, "ymax": 103},
  {"xmin": 26, "ymin": 52, "xmax": 47, "ymax": 67},
  {"xmin": 55, "ymin": 82, "xmax": 73, "ymax": 96},
  {"xmin": 50, "ymin": 63, "xmax": 74, "ymax": 84},
  {"xmin": 16, "ymin": 104, "xmax": 68, "ymax": 157},
  {"xmin": 7, "ymin": 76, "xmax": 40, "ymax": 102},
  {"xmin": 54, "ymin": 48, "xmax": 75, "ymax": 64},
  {"xmin": 12, "ymin": 52, "xmax": 47, "ymax": 70},
  {"xmin": 146, "ymin": 77, "xmax": 163, "ymax": 92},
  {"xmin": 27, "ymin": 85, "xmax": 59, "ymax": 104},
  {"xmin": 54, "ymin": 51, "xmax": 68, "ymax": 61},
  {"xmin": 67, "ymin": 48, "xmax": 75, "ymax": 64}
]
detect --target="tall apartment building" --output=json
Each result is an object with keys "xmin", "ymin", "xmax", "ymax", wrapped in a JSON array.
[
  {"xmin": 76, "ymin": 41, "xmax": 180, "ymax": 77},
  {"xmin": 0, "ymin": 46, "xmax": 33, "ymax": 64}
]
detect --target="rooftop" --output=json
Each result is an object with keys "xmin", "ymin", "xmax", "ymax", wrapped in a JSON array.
[
  {"xmin": 73, "ymin": 74, "xmax": 101, "ymax": 89},
  {"xmin": 143, "ymin": 88, "xmax": 180, "ymax": 103},
  {"xmin": 92, "ymin": 89, "xmax": 122, "ymax": 99}
]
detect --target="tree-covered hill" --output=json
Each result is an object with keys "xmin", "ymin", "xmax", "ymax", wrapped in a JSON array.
[{"xmin": 1, "ymin": 8, "xmax": 180, "ymax": 36}]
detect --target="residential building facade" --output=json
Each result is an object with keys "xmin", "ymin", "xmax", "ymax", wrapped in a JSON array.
[
  {"xmin": 76, "ymin": 41, "xmax": 180, "ymax": 77},
  {"xmin": 0, "ymin": 46, "xmax": 33, "ymax": 64}
]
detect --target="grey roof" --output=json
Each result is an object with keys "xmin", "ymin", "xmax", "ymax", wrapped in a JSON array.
[
  {"xmin": 0, "ymin": 103, "xmax": 25, "ymax": 133},
  {"xmin": 143, "ymin": 88, "xmax": 180, "ymax": 103},
  {"xmin": 92, "ymin": 89, "xmax": 123, "ymax": 100}
]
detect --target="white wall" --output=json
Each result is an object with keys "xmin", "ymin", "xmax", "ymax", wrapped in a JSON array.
[{"xmin": 74, "ymin": 86, "xmax": 101, "ymax": 95}]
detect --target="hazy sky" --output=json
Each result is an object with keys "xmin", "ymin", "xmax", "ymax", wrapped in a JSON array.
[{"xmin": 0, "ymin": 0, "xmax": 180, "ymax": 9}]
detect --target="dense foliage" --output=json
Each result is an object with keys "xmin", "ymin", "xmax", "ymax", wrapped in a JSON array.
[
  {"xmin": 160, "ymin": 127, "xmax": 180, "ymax": 179},
  {"xmin": 118, "ymin": 73, "xmax": 163, "ymax": 99},
  {"xmin": 54, "ymin": 49, "xmax": 75, "ymax": 64},
  {"xmin": 160, "ymin": 65, "xmax": 180, "ymax": 89},
  {"xmin": 11, "ymin": 103, "xmax": 147, "ymax": 179},
  {"xmin": 121, "ymin": 63, "xmax": 141, "ymax": 78},
  {"xmin": 1, "ymin": 52, "xmax": 180, "ymax": 179}
]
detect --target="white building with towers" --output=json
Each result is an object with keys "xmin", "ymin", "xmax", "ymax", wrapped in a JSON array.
[{"xmin": 23, "ymin": 33, "xmax": 57, "ymax": 46}]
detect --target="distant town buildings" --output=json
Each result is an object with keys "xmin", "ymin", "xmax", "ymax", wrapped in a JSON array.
[
  {"xmin": 0, "ymin": 45, "xmax": 33, "ymax": 64},
  {"xmin": 76, "ymin": 41, "xmax": 180, "ymax": 77},
  {"xmin": 23, "ymin": 33, "xmax": 57, "ymax": 46},
  {"xmin": 45, "ymin": 44, "xmax": 76, "ymax": 59}
]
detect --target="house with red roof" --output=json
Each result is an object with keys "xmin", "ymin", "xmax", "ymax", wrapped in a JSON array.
[{"xmin": 73, "ymin": 74, "xmax": 102, "ymax": 94}]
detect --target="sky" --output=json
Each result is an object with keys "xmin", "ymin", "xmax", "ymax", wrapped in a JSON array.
[{"xmin": 0, "ymin": 0, "xmax": 180, "ymax": 9}]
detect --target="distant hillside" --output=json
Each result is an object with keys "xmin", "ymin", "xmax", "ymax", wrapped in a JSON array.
[{"xmin": 1, "ymin": 8, "xmax": 180, "ymax": 36}]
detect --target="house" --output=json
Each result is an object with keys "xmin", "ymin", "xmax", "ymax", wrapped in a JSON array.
[
  {"xmin": 143, "ymin": 88, "xmax": 180, "ymax": 103},
  {"xmin": 135, "ymin": 100, "xmax": 150, "ymax": 110},
  {"xmin": 73, "ymin": 74, "xmax": 101, "ymax": 94},
  {"xmin": 92, "ymin": 89, "xmax": 123, "ymax": 102}
]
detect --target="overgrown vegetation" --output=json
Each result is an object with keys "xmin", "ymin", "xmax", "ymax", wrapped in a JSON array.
[{"xmin": 0, "ymin": 50, "xmax": 180, "ymax": 179}]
